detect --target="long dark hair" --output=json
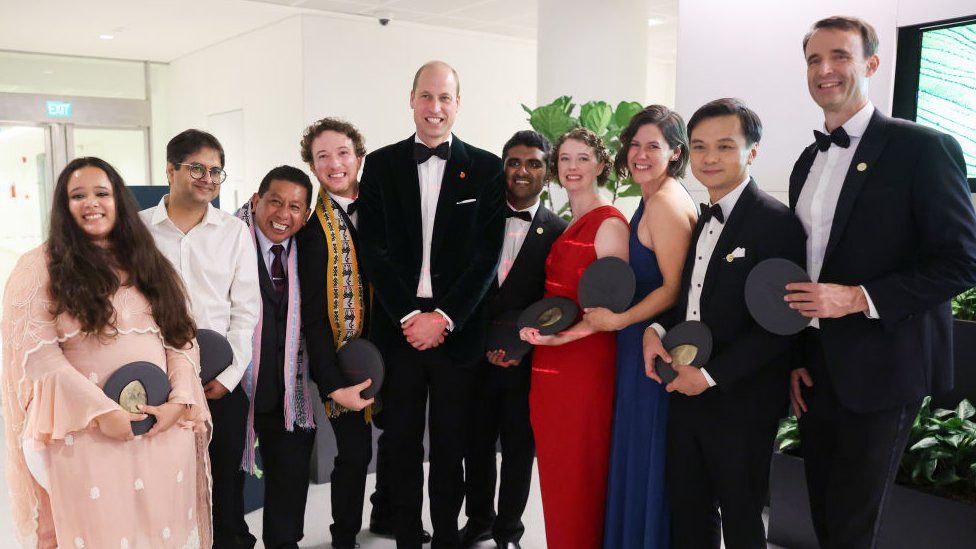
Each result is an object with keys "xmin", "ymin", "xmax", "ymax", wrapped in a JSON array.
[{"xmin": 47, "ymin": 157, "xmax": 196, "ymax": 348}]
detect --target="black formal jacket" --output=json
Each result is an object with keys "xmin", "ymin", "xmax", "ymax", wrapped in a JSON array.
[
  {"xmin": 486, "ymin": 205, "xmax": 568, "ymax": 363},
  {"xmin": 358, "ymin": 135, "xmax": 505, "ymax": 363},
  {"xmin": 254, "ymin": 241, "xmax": 290, "ymax": 415},
  {"xmin": 658, "ymin": 179, "xmax": 807, "ymax": 403},
  {"xmin": 789, "ymin": 110, "xmax": 976, "ymax": 413},
  {"xmin": 296, "ymin": 204, "xmax": 368, "ymax": 398}
]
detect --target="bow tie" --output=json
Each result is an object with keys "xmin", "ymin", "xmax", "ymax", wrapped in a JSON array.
[
  {"xmin": 813, "ymin": 126, "xmax": 851, "ymax": 152},
  {"xmin": 700, "ymin": 203, "xmax": 724, "ymax": 224},
  {"xmin": 414, "ymin": 141, "xmax": 451, "ymax": 164},
  {"xmin": 346, "ymin": 200, "xmax": 359, "ymax": 215},
  {"xmin": 506, "ymin": 209, "xmax": 532, "ymax": 222}
]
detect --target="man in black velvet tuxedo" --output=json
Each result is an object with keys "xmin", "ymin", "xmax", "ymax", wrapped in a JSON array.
[
  {"xmin": 357, "ymin": 61, "xmax": 505, "ymax": 548},
  {"xmin": 459, "ymin": 131, "xmax": 567, "ymax": 549},
  {"xmin": 247, "ymin": 165, "xmax": 316, "ymax": 549},
  {"xmin": 784, "ymin": 17, "xmax": 976, "ymax": 548},
  {"xmin": 643, "ymin": 99, "xmax": 806, "ymax": 549}
]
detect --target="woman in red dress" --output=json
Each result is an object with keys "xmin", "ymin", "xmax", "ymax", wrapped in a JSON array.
[{"xmin": 520, "ymin": 128, "xmax": 629, "ymax": 548}]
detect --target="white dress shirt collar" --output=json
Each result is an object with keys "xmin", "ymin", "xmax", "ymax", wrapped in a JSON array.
[
  {"xmin": 327, "ymin": 191, "xmax": 356, "ymax": 213},
  {"xmin": 414, "ymin": 133, "xmax": 453, "ymax": 158},
  {"xmin": 508, "ymin": 199, "xmax": 541, "ymax": 219},
  {"xmin": 818, "ymin": 101, "xmax": 874, "ymax": 140},
  {"xmin": 149, "ymin": 194, "xmax": 223, "ymax": 229},
  {"xmin": 709, "ymin": 176, "xmax": 751, "ymax": 219}
]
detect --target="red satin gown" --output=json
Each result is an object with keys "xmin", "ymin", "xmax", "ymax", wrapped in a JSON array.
[{"xmin": 530, "ymin": 205, "xmax": 627, "ymax": 549}]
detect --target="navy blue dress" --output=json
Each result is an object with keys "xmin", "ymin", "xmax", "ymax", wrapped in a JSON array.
[{"xmin": 604, "ymin": 200, "xmax": 670, "ymax": 549}]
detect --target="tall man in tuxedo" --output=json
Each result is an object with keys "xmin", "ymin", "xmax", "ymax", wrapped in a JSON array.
[
  {"xmin": 357, "ymin": 61, "xmax": 505, "ymax": 548},
  {"xmin": 239, "ymin": 165, "xmax": 317, "ymax": 549},
  {"xmin": 460, "ymin": 131, "xmax": 567, "ymax": 549},
  {"xmin": 643, "ymin": 99, "xmax": 806, "ymax": 548},
  {"xmin": 785, "ymin": 16, "xmax": 976, "ymax": 548}
]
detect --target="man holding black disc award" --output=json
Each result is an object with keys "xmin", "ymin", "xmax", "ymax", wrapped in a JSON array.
[
  {"xmin": 642, "ymin": 98, "xmax": 806, "ymax": 549},
  {"xmin": 460, "ymin": 130, "xmax": 567, "ymax": 549}
]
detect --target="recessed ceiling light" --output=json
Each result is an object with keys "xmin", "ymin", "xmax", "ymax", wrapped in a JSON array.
[
  {"xmin": 99, "ymin": 34, "xmax": 114, "ymax": 40},
  {"xmin": 647, "ymin": 18, "xmax": 664, "ymax": 27}
]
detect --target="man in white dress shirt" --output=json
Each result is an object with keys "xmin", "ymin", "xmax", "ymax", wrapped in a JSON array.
[{"xmin": 140, "ymin": 129, "xmax": 260, "ymax": 549}]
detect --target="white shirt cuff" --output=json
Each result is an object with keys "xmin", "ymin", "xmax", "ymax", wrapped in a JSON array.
[
  {"xmin": 400, "ymin": 310, "xmax": 422, "ymax": 325},
  {"xmin": 860, "ymin": 285, "xmax": 880, "ymax": 319},
  {"xmin": 434, "ymin": 309, "xmax": 455, "ymax": 332},
  {"xmin": 700, "ymin": 368, "xmax": 717, "ymax": 387},
  {"xmin": 649, "ymin": 323, "xmax": 666, "ymax": 339}
]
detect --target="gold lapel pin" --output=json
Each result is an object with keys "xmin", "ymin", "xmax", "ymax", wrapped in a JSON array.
[
  {"xmin": 726, "ymin": 253, "xmax": 734, "ymax": 263},
  {"xmin": 536, "ymin": 227, "xmax": 544, "ymax": 235},
  {"xmin": 856, "ymin": 162, "xmax": 867, "ymax": 172}
]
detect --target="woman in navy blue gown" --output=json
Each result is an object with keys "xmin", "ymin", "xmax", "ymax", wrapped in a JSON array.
[{"xmin": 584, "ymin": 105, "xmax": 698, "ymax": 549}]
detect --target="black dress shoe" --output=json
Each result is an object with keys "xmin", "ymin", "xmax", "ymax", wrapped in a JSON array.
[
  {"xmin": 367, "ymin": 522, "xmax": 431, "ymax": 543},
  {"xmin": 496, "ymin": 542, "xmax": 521, "ymax": 549},
  {"xmin": 459, "ymin": 523, "xmax": 493, "ymax": 547}
]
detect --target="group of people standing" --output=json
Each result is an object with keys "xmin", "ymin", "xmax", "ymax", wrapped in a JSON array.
[{"xmin": 3, "ymin": 14, "xmax": 976, "ymax": 549}]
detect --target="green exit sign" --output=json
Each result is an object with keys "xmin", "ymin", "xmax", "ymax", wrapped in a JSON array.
[{"xmin": 46, "ymin": 101, "xmax": 72, "ymax": 118}]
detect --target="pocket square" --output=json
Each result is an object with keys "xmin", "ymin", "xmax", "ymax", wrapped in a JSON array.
[
  {"xmin": 726, "ymin": 247, "xmax": 746, "ymax": 263},
  {"xmin": 456, "ymin": 198, "xmax": 476, "ymax": 205}
]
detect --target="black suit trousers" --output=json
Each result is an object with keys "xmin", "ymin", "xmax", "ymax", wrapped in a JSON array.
[
  {"xmin": 209, "ymin": 385, "xmax": 255, "ymax": 549},
  {"xmin": 327, "ymin": 410, "xmax": 373, "ymax": 547},
  {"xmin": 666, "ymin": 390, "xmax": 781, "ymax": 549},
  {"xmin": 254, "ymin": 413, "xmax": 315, "ymax": 549},
  {"xmin": 463, "ymin": 361, "xmax": 534, "ymax": 543},
  {"xmin": 383, "ymin": 342, "xmax": 475, "ymax": 549},
  {"xmin": 798, "ymin": 330, "xmax": 919, "ymax": 549}
]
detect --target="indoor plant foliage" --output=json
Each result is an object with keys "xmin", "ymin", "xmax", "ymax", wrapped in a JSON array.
[
  {"xmin": 951, "ymin": 287, "xmax": 976, "ymax": 321},
  {"xmin": 775, "ymin": 397, "xmax": 976, "ymax": 503},
  {"xmin": 521, "ymin": 96, "xmax": 643, "ymax": 217}
]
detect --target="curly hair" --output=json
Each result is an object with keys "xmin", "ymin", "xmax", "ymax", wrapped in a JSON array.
[
  {"xmin": 47, "ymin": 157, "xmax": 196, "ymax": 348},
  {"xmin": 300, "ymin": 117, "xmax": 367, "ymax": 164},
  {"xmin": 549, "ymin": 127, "xmax": 612, "ymax": 186},
  {"xmin": 614, "ymin": 105, "xmax": 689, "ymax": 180}
]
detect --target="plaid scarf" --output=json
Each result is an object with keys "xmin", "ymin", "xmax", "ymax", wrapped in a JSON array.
[{"xmin": 235, "ymin": 202, "xmax": 315, "ymax": 474}]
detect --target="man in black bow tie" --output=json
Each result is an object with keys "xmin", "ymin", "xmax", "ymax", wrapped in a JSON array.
[
  {"xmin": 785, "ymin": 16, "xmax": 976, "ymax": 548},
  {"xmin": 358, "ymin": 61, "xmax": 505, "ymax": 548}
]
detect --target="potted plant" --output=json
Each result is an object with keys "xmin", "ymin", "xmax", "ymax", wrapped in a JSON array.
[
  {"xmin": 943, "ymin": 288, "xmax": 976, "ymax": 408},
  {"xmin": 522, "ymin": 96, "xmax": 643, "ymax": 219},
  {"xmin": 768, "ymin": 397, "xmax": 976, "ymax": 548}
]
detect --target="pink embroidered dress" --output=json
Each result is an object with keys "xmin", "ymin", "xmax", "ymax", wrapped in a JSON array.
[{"xmin": 1, "ymin": 247, "xmax": 213, "ymax": 548}]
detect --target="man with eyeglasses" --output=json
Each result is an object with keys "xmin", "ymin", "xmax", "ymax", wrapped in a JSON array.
[{"xmin": 140, "ymin": 129, "xmax": 261, "ymax": 549}]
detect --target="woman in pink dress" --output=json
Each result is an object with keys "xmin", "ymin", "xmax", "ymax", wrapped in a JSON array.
[{"xmin": 2, "ymin": 157, "xmax": 212, "ymax": 548}]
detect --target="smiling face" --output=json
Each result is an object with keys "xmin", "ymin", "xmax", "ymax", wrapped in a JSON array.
[
  {"xmin": 67, "ymin": 166, "xmax": 117, "ymax": 244},
  {"xmin": 627, "ymin": 123, "xmax": 678, "ymax": 187},
  {"xmin": 410, "ymin": 64, "xmax": 460, "ymax": 146},
  {"xmin": 804, "ymin": 27, "xmax": 878, "ymax": 118},
  {"xmin": 253, "ymin": 179, "xmax": 309, "ymax": 244},
  {"xmin": 689, "ymin": 114, "xmax": 757, "ymax": 198},
  {"xmin": 166, "ymin": 146, "xmax": 222, "ymax": 205},
  {"xmin": 556, "ymin": 138, "xmax": 604, "ymax": 191},
  {"xmin": 504, "ymin": 145, "xmax": 547, "ymax": 209},
  {"xmin": 310, "ymin": 130, "xmax": 362, "ymax": 199}
]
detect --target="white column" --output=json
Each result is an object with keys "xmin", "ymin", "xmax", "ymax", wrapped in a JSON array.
[{"xmin": 536, "ymin": 0, "xmax": 649, "ymax": 106}]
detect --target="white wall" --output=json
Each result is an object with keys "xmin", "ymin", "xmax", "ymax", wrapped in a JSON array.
[
  {"xmin": 162, "ymin": 16, "xmax": 305, "ymax": 211},
  {"xmin": 301, "ymin": 13, "xmax": 537, "ymax": 161},
  {"xmin": 674, "ymin": 0, "xmax": 974, "ymax": 205}
]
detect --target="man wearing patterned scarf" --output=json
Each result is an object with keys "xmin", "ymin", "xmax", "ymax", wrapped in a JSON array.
[
  {"xmin": 295, "ymin": 117, "xmax": 385, "ymax": 549},
  {"xmin": 235, "ymin": 165, "xmax": 316, "ymax": 548}
]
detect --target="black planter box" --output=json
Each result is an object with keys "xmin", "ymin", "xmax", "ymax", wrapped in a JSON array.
[
  {"xmin": 768, "ymin": 452, "xmax": 976, "ymax": 548},
  {"xmin": 935, "ymin": 319, "xmax": 976, "ymax": 408}
]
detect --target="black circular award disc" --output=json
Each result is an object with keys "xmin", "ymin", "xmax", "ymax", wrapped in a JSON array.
[
  {"xmin": 337, "ymin": 338, "xmax": 385, "ymax": 399},
  {"xmin": 487, "ymin": 309, "xmax": 533, "ymax": 361},
  {"xmin": 197, "ymin": 328, "xmax": 234, "ymax": 384},
  {"xmin": 102, "ymin": 361, "xmax": 172, "ymax": 436},
  {"xmin": 745, "ymin": 258, "xmax": 811, "ymax": 336},
  {"xmin": 517, "ymin": 297, "xmax": 579, "ymax": 336},
  {"xmin": 578, "ymin": 257, "xmax": 637, "ymax": 313},
  {"xmin": 654, "ymin": 321, "xmax": 713, "ymax": 385}
]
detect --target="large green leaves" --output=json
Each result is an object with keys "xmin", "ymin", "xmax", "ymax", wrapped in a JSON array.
[
  {"xmin": 579, "ymin": 101, "xmax": 613, "ymax": 136},
  {"xmin": 529, "ymin": 103, "xmax": 577, "ymax": 145}
]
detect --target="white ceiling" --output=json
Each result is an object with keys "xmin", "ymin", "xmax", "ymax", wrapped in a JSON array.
[{"xmin": 0, "ymin": 0, "xmax": 677, "ymax": 63}]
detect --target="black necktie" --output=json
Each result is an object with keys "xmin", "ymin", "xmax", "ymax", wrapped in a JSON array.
[
  {"xmin": 414, "ymin": 141, "xmax": 451, "ymax": 164},
  {"xmin": 506, "ymin": 209, "xmax": 532, "ymax": 222},
  {"xmin": 813, "ymin": 126, "xmax": 851, "ymax": 152},
  {"xmin": 699, "ymin": 203, "xmax": 724, "ymax": 224},
  {"xmin": 270, "ymin": 244, "xmax": 286, "ymax": 299}
]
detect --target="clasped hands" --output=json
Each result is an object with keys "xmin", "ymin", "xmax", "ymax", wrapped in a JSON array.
[
  {"xmin": 402, "ymin": 312, "xmax": 448, "ymax": 350},
  {"xmin": 95, "ymin": 401, "xmax": 207, "ymax": 442},
  {"xmin": 641, "ymin": 327, "xmax": 709, "ymax": 396}
]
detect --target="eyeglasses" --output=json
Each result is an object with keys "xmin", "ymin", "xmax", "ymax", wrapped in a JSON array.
[{"xmin": 177, "ymin": 163, "xmax": 227, "ymax": 185}]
